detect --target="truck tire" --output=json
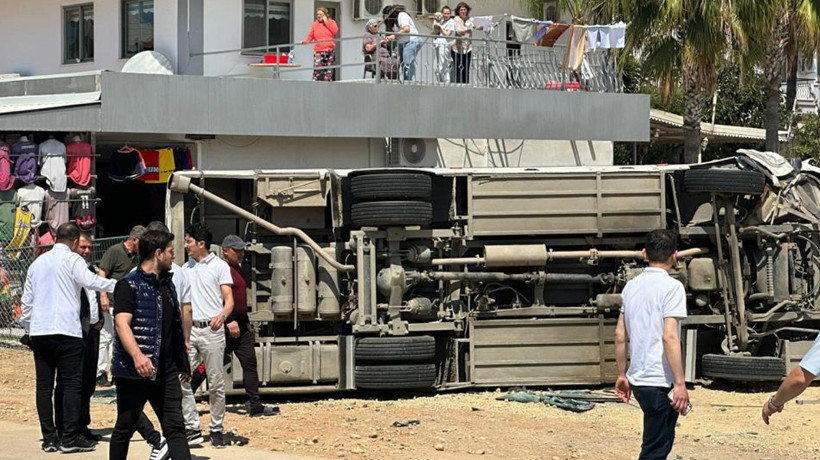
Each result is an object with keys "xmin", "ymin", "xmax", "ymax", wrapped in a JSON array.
[
  {"xmin": 701, "ymin": 354, "xmax": 786, "ymax": 381},
  {"xmin": 351, "ymin": 173, "xmax": 432, "ymax": 202},
  {"xmin": 351, "ymin": 201, "xmax": 433, "ymax": 227},
  {"xmin": 355, "ymin": 336, "xmax": 436, "ymax": 363},
  {"xmin": 355, "ymin": 364, "xmax": 437, "ymax": 390},
  {"xmin": 683, "ymin": 169, "xmax": 765, "ymax": 195}
]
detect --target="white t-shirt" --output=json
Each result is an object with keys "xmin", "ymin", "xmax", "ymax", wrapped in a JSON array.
[
  {"xmin": 799, "ymin": 334, "xmax": 820, "ymax": 376},
  {"xmin": 183, "ymin": 253, "xmax": 232, "ymax": 321},
  {"xmin": 17, "ymin": 183, "xmax": 46, "ymax": 227},
  {"xmin": 38, "ymin": 138, "xmax": 67, "ymax": 192},
  {"xmin": 395, "ymin": 12, "xmax": 418, "ymax": 44},
  {"xmin": 435, "ymin": 18, "xmax": 455, "ymax": 46},
  {"xmin": 621, "ymin": 267, "xmax": 687, "ymax": 387}
]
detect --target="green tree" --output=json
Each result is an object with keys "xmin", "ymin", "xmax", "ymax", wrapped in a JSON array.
[{"xmin": 790, "ymin": 113, "xmax": 820, "ymax": 160}]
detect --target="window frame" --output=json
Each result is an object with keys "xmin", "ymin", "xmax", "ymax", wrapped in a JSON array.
[
  {"xmin": 121, "ymin": 0, "xmax": 155, "ymax": 59},
  {"xmin": 241, "ymin": 0, "xmax": 294, "ymax": 55},
  {"xmin": 62, "ymin": 3, "xmax": 94, "ymax": 64}
]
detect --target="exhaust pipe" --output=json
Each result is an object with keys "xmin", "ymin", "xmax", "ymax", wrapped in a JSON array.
[{"xmin": 169, "ymin": 174, "xmax": 355, "ymax": 272}]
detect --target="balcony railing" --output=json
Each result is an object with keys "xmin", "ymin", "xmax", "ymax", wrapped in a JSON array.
[{"xmin": 192, "ymin": 32, "xmax": 622, "ymax": 93}]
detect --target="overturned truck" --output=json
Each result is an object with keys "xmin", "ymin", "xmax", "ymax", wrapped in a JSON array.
[{"xmin": 166, "ymin": 150, "xmax": 820, "ymax": 393}]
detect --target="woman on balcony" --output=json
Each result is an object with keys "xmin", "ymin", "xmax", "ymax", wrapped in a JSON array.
[
  {"xmin": 301, "ymin": 7, "xmax": 339, "ymax": 82},
  {"xmin": 452, "ymin": 2, "xmax": 474, "ymax": 84},
  {"xmin": 383, "ymin": 5, "xmax": 422, "ymax": 82}
]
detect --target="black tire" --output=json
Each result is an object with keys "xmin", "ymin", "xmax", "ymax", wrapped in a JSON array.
[
  {"xmin": 350, "ymin": 201, "xmax": 433, "ymax": 227},
  {"xmin": 355, "ymin": 364, "xmax": 437, "ymax": 390},
  {"xmin": 684, "ymin": 169, "xmax": 766, "ymax": 195},
  {"xmin": 351, "ymin": 173, "xmax": 432, "ymax": 202},
  {"xmin": 355, "ymin": 336, "xmax": 436, "ymax": 363},
  {"xmin": 701, "ymin": 354, "xmax": 786, "ymax": 381}
]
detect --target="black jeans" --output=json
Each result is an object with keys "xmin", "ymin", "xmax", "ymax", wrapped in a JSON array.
[
  {"xmin": 632, "ymin": 386, "xmax": 679, "ymax": 460},
  {"xmin": 31, "ymin": 334, "xmax": 84, "ymax": 446},
  {"xmin": 191, "ymin": 326, "xmax": 261, "ymax": 407},
  {"xmin": 109, "ymin": 370, "xmax": 190, "ymax": 460},
  {"xmin": 55, "ymin": 326, "xmax": 100, "ymax": 437}
]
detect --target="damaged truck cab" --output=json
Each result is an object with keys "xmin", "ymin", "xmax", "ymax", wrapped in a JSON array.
[{"xmin": 166, "ymin": 151, "xmax": 820, "ymax": 393}]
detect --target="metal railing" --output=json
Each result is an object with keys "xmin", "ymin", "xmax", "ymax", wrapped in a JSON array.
[
  {"xmin": 0, "ymin": 236, "xmax": 128, "ymax": 347},
  {"xmin": 195, "ymin": 32, "xmax": 621, "ymax": 92}
]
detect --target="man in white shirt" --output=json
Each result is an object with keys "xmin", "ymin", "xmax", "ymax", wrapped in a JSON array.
[
  {"xmin": 614, "ymin": 229, "xmax": 690, "ymax": 460},
  {"xmin": 20, "ymin": 223, "xmax": 116, "ymax": 453},
  {"xmin": 383, "ymin": 5, "xmax": 422, "ymax": 81},
  {"xmin": 179, "ymin": 223, "xmax": 233, "ymax": 449}
]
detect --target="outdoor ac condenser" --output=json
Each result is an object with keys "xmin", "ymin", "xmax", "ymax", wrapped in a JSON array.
[{"xmin": 386, "ymin": 138, "xmax": 436, "ymax": 167}]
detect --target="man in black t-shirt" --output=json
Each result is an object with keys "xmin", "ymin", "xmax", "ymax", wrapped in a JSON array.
[{"xmin": 109, "ymin": 230, "xmax": 191, "ymax": 460}]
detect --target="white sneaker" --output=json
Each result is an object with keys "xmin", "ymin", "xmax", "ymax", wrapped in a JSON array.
[{"xmin": 148, "ymin": 437, "xmax": 169, "ymax": 460}]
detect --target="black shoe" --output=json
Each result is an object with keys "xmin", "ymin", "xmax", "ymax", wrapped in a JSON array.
[
  {"xmin": 80, "ymin": 429, "xmax": 102, "ymax": 443},
  {"xmin": 249, "ymin": 404, "xmax": 280, "ymax": 417},
  {"xmin": 60, "ymin": 437, "xmax": 97, "ymax": 453},
  {"xmin": 149, "ymin": 437, "xmax": 170, "ymax": 460},
  {"xmin": 186, "ymin": 429, "xmax": 204, "ymax": 446},
  {"xmin": 41, "ymin": 439, "xmax": 59, "ymax": 453},
  {"xmin": 96, "ymin": 375, "xmax": 109, "ymax": 387},
  {"xmin": 210, "ymin": 431, "xmax": 226, "ymax": 449}
]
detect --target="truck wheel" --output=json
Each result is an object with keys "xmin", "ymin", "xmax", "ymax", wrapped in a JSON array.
[
  {"xmin": 683, "ymin": 169, "xmax": 765, "ymax": 195},
  {"xmin": 351, "ymin": 173, "xmax": 432, "ymax": 202},
  {"xmin": 351, "ymin": 201, "xmax": 433, "ymax": 227},
  {"xmin": 355, "ymin": 336, "xmax": 436, "ymax": 363},
  {"xmin": 355, "ymin": 364, "xmax": 437, "ymax": 390},
  {"xmin": 701, "ymin": 354, "xmax": 786, "ymax": 381}
]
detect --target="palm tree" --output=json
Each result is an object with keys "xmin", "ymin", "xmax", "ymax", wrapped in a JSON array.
[
  {"xmin": 626, "ymin": 0, "xmax": 775, "ymax": 163},
  {"xmin": 760, "ymin": 1, "xmax": 795, "ymax": 152}
]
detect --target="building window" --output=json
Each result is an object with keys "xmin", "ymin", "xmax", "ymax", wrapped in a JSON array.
[
  {"xmin": 122, "ymin": 0, "xmax": 154, "ymax": 58},
  {"xmin": 64, "ymin": 4, "xmax": 94, "ymax": 64},
  {"xmin": 243, "ymin": 0, "xmax": 292, "ymax": 53}
]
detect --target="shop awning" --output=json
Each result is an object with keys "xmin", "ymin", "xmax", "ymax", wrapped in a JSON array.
[
  {"xmin": 0, "ymin": 91, "xmax": 100, "ymax": 115},
  {"xmin": 649, "ymin": 109, "xmax": 788, "ymax": 144}
]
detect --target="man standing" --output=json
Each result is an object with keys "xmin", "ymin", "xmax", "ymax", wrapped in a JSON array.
[
  {"xmin": 20, "ymin": 223, "xmax": 116, "ymax": 453},
  {"xmin": 614, "ymin": 229, "xmax": 690, "ymax": 460},
  {"xmin": 109, "ymin": 229, "xmax": 191, "ymax": 460},
  {"xmin": 97, "ymin": 225, "xmax": 144, "ymax": 386},
  {"xmin": 180, "ymin": 224, "xmax": 233, "ymax": 448}
]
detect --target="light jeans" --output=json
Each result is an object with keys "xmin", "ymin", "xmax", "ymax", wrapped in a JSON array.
[
  {"xmin": 402, "ymin": 38, "xmax": 423, "ymax": 81},
  {"xmin": 96, "ymin": 311, "xmax": 114, "ymax": 378},
  {"xmin": 434, "ymin": 43, "xmax": 451, "ymax": 83},
  {"xmin": 180, "ymin": 325, "xmax": 226, "ymax": 433}
]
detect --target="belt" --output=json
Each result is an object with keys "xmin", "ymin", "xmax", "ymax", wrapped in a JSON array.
[{"xmin": 192, "ymin": 320, "xmax": 210, "ymax": 328}]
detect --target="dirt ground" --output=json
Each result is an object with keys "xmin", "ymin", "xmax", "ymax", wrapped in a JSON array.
[{"xmin": 2, "ymin": 347, "xmax": 820, "ymax": 460}]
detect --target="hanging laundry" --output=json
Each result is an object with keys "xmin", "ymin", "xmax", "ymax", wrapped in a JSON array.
[
  {"xmin": 155, "ymin": 148, "xmax": 176, "ymax": 184},
  {"xmin": 17, "ymin": 183, "xmax": 46, "ymax": 228},
  {"xmin": 610, "ymin": 21, "xmax": 626, "ymax": 48},
  {"xmin": 0, "ymin": 189, "xmax": 17, "ymax": 242},
  {"xmin": 585, "ymin": 25, "xmax": 600, "ymax": 51},
  {"xmin": 108, "ymin": 146, "xmax": 146, "ymax": 182},
  {"xmin": 39, "ymin": 137, "xmax": 68, "ymax": 192},
  {"xmin": 563, "ymin": 26, "xmax": 588, "ymax": 71},
  {"xmin": 69, "ymin": 187, "xmax": 96, "ymax": 230},
  {"xmin": 139, "ymin": 149, "xmax": 160, "ymax": 183},
  {"xmin": 0, "ymin": 140, "xmax": 14, "ymax": 191},
  {"xmin": 471, "ymin": 16, "xmax": 496, "ymax": 35},
  {"xmin": 67, "ymin": 138, "xmax": 93, "ymax": 187},
  {"xmin": 537, "ymin": 23, "xmax": 570, "ymax": 47},
  {"xmin": 7, "ymin": 206, "xmax": 34, "ymax": 259},
  {"xmin": 44, "ymin": 189, "xmax": 69, "ymax": 233},
  {"xmin": 511, "ymin": 15, "xmax": 537, "ymax": 43},
  {"xmin": 13, "ymin": 139, "xmax": 39, "ymax": 184}
]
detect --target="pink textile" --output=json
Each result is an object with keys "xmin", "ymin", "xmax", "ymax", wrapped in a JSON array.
[{"xmin": 67, "ymin": 141, "xmax": 93, "ymax": 187}]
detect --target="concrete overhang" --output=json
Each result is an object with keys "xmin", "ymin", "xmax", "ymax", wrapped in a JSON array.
[{"xmin": 0, "ymin": 72, "xmax": 650, "ymax": 142}]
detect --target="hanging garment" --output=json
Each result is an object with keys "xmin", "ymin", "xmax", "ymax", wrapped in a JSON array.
[
  {"xmin": 185, "ymin": 148, "xmax": 194, "ymax": 169},
  {"xmin": 0, "ymin": 141, "xmax": 14, "ymax": 191},
  {"xmin": 108, "ymin": 146, "xmax": 145, "ymax": 181},
  {"xmin": 173, "ymin": 148, "xmax": 185, "ymax": 172},
  {"xmin": 562, "ymin": 26, "xmax": 588, "ymax": 71},
  {"xmin": 598, "ymin": 25, "xmax": 612, "ymax": 48},
  {"xmin": 471, "ymin": 16, "xmax": 496, "ymax": 35},
  {"xmin": 13, "ymin": 140, "xmax": 39, "ymax": 184},
  {"xmin": 67, "ymin": 140, "xmax": 93, "ymax": 187},
  {"xmin": 39, "ymin": 138, "xmax": 67, "ymax": 192},
  {"xmin": 0, "ymin": 189, "xmax": 17, "ymax": 242},
  {"xmin": 511, "ymin": 16, "xmax": 537, "ymax": 43},
  {"xmin": 154, "ymin": 148, "xmax": 176, "ymax": 184},
  {"xmin": 69, "ymin": 187, "xmax": 96, "ymax": 230},
  {"xmin": 138, "ymin": 149, "xmax": 160, "ymax": 182},
  {"xmin": 585, "ymin": 26, "xmax": 600, "ymax": 51},
  {"xmin": 610, "ymin": 22, "xmax": 626, "ymax": 48},
  {"xmin": 44, "ymin": 189, "xmax": 69, "ymax": 233},
  {"xmin": 7, "ymin": 206, "xmax": 34, "ymax": 259},
  {"xmin": 17, "ymin": 183, "xmax": 46, "ymax": 228},
  {"xmin": 537, "ymin": 23, "xmax": 570, "ymax": 47}
]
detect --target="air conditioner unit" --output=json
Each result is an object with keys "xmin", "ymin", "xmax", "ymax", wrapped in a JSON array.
[
  {"xmin": 416, "ymin": 0, "xmax": 441, "ymax": 16},
  {"xmin": 354, "ymin": 0, "xmax": 384, "ymax": 20},
  {"xmin": 387, "ymin": 138, "xmax": 436, "ymax": 167}
]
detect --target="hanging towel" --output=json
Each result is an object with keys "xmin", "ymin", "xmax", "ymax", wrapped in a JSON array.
[
  {"xmin": 610, "ymin": 22, "xmax": 626, "ymax": 48},
  {"xmin": 598, "ymin": 25, "xmax": 611, "ymax": 48},
  {"xmin": 39, "ymin": 138, "xmax": 67, "ymax": 192},
  {"xmin": 562, "ymin": 26, "xmax": 587, "ymax": 71},
  {"xmin": 0, "ymin": 141, "xmax": 14, "ymax": 191},
  {"xmin": 511, "ymin": 16, "xmax": 537, "ymax": 43},
  {"xmin": 67, "ymin": 140, "xmax": 93, "ymax": 187},
  {"xmin": 472, "ymin": 16, "xmax": 496, "ymax": 35},
  {"xmin": 13, "ymin": 140, "xmax": 39, "ymax": 184},
  {"xmin": 108, "ymin": 147, "xmax": 145, "ymax": 182},
  {"xmin": 537, "ymin": 23, "xmax": 570, "ymax": 47},
  {"xmin": 585, "ymin": 25, "xmax": 600, "ymax": 51}
]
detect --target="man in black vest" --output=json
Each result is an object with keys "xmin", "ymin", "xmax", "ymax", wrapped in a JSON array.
[{"xmin": 109, "ymin": 229, "xmax": 191, "ymax": 460}]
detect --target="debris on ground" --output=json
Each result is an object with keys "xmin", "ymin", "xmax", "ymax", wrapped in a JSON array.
[{"xmin": 392, "ymin": 419, "xmax": 421, "ymax": 427}]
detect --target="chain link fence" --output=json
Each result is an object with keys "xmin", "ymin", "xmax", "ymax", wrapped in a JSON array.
[{"xmin": 0, "ymin": 236, "xmax": 128, "ymax": 347}]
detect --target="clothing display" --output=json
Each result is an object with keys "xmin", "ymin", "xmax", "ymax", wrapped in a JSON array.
[
  {"xmin": 39, "ymin": 138, "xmax": 67, "ymax": 192},
  {"xmin": 44, "ymin": 189, "xmax": 70, "ymax": 232},
  {"xmin": 67, "ymin": 140, "xmax": 93, "ymax": 187},
  {"xmin": 0, "ymin": 140, "xmax": 14, "ymax": 191},
  {"xmin": 610, "ymin": 22, "xmax": 626, "ymax": 49},
  {"xmin": 7, "ymin": 206, "xmax": 34, "ymax": 257},
  {"xmin": 13, "ymin": 139, "xmax": 39, "ymax": 184},
  {"xmin": 585, "ymin": 25, "xmax": 600, "ymax": 51},
  {"xmin": 138, "ymin": 149, "xmax": 160, "ymax": 182},
  {"xmin": 17, "ymin": 183, "xmax": 46, "ymax": 227},
  {"xmin": 0, "ymin": 189, "xmax": 17, "ymax": 242},
  {"xmin": 108, "ymin": 147, "xmax": 145, "ymax": 182}
]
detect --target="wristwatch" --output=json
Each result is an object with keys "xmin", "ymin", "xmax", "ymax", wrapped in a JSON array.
[{"xmin": 768, "ymin": 395, "xmax": 784, "ymax": 412}]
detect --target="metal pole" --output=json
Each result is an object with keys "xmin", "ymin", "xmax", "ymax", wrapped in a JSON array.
[
  {"xmin": 712, "ymin": 196, "xmax": 735, "ymax": 352},
  {"xmin": 725, "ymin": 197, "xmax": 750, "ymax": 349}
]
